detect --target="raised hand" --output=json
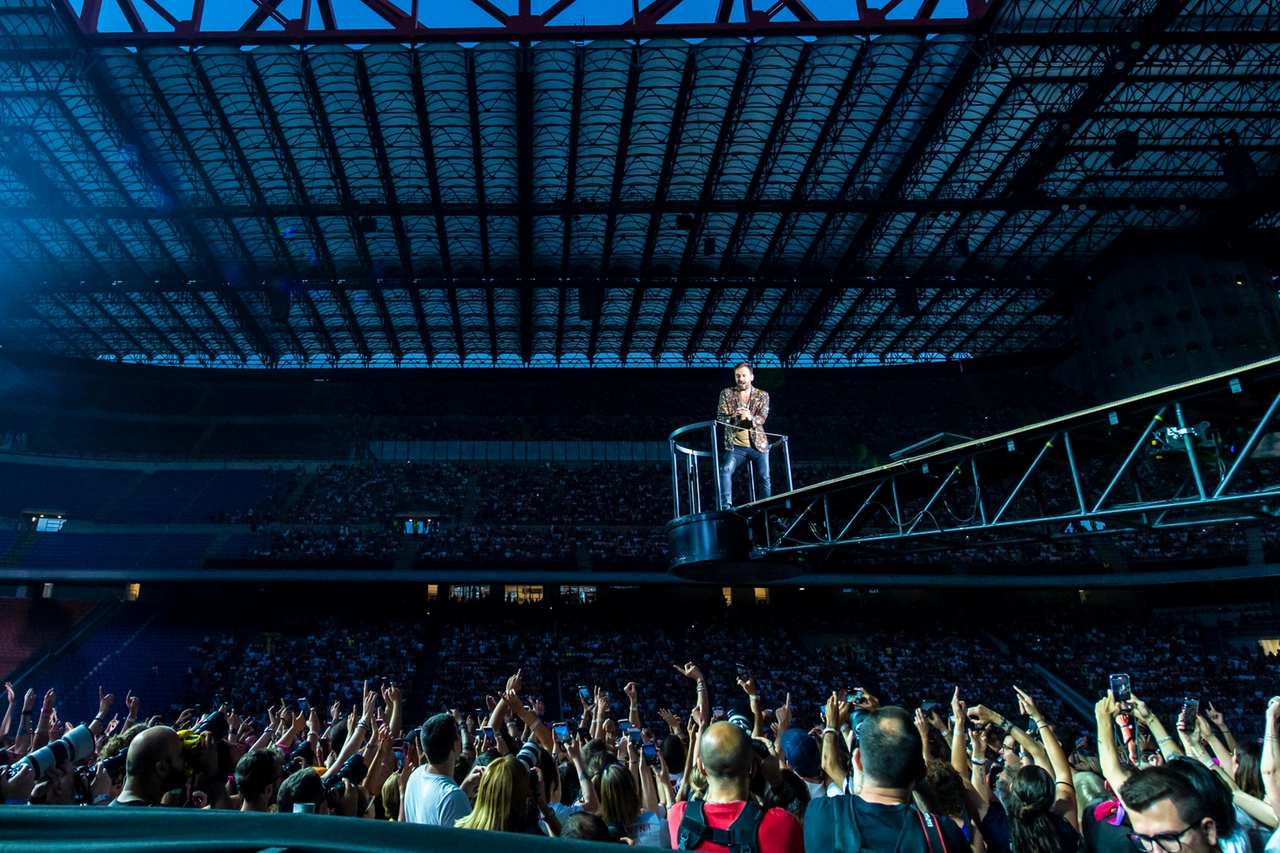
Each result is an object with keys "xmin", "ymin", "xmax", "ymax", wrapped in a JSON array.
[
  {"xmin": 105, "ymin": 714, "xmax": 120, "ymax": 736},
  {"xmin": 657, "ymin": 708, "xmax": 681, "ymax": 731},
  {"xmin": 97, "ymin": 686, "xmax": 115, "ymax": 718},
  {"xmin": 1013, "ymin": 685, "xmax": 1041, "ymax": 721},
  {"xmin": 774, "ymin": 694, "xmax": 793, "ymax": 735},
  {"xmin": 1206, "ymin": 702, "xmax": 1227, "ymax": 729},
  {"xmin": 623, "ymin": 682, "xmax": 639, "ymax": 704},
  {"xmin": 4, "ymin": 681, "xmax": 13, "ymax": 706},
  {"xmin": 672, "ymin": 662, "xmax": 704, "ymax": 682},
  {"xmin": 967, "ymin": 704, "xmax": 1004, "ymax": 726},
  {"xmin": 969, "ymin": 728, "xmax": 988, "ymax": 761},
  {"xmin": 22, "ymin": 688, "xmax": 36, "ymax": 713},
  {"xmin": 175, "ymin": 708, "xmax": 195, "ymax": 730},
  {"xmin": 42, "ymin": 688, "xmax": 56, "ymax": 712},
  {"xmin": 505, "ymin": 669, "xmax": 523, "ymax": 695},
  {"xmin": 951, "ymin": 686, "xmax": 967, "ymax": 723},
  {"xmin": 737, "ymin": 676, "xmax": 759, "ymax": 698},
  {"xmin": 913, "ymin": 708, "xmax": 932, "ymax": 741},
  {"xmin": 329, "ymin": 699, "xmax": 342, "ymax": 724},
  {"xmin": 1131, "ymin": 695, "xmax": 1154, "ymax": 724},
  {"xmin": 125, "ymin": 691, "xmax": 140, "ymax": 721},
  {"xmin": 850, "ymin": 688, "xmax": 879, "ymax": 711}
]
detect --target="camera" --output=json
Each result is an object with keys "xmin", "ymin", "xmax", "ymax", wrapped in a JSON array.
[
  {"xmin": 322, "ymin": 753, "xmax": 367, "ymax": 791},
  {"xmin": 24, "ymin": 724, "xmax": 94, "ymax": 780}
]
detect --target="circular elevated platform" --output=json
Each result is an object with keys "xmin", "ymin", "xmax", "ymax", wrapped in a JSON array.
[{"xmin": 665, "ymin": 511, "xmax": 805, "ymax": 583}]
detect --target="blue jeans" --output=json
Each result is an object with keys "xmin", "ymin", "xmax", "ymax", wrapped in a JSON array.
[{"xmin": 719, "ymin": 445, "xmax": 770, "ymax": 509}]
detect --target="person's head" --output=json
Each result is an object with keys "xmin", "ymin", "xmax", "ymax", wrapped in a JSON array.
[
  {"xmin": 456, "ymin": 756, "xmax": 531, "ymax": 833},
  {"xmin": 734, "ymin": 364, "xmax": 753, "ymax": 390},
  {"xmin": 420, "ymin": 713, "xmax": 462, "ymax": 767},
  {"xmin": 122, "ymin": 725, "xmax": 186, "ymax": 803},
  {"xmin": 698, "ymin": 722, "xmax": 753, "ymax": 786},
  {"xmin": 1164, "ymin": 758, "xmax": 1235, "ymax": 838},
  {"xmin": 1008, "ymin": 765, "xmax": 1059, "ymax": 853},
  {"xmin": 780, "ymin": 729, "xmax": 822, "ymax": 781},
  {"xmin": 582, "ymin": 738, "xmax": 614, "ymax": 777},
  {"xmin": 925, "ymin": 759, "xmax": 967, "ymax": 819},
  {"xmin": 235, "ymin": 748, "xmax": 285, "ymax": 811},
  {"xmin": 595, "ymin": 761, "xmax": 641, "ymax": 828},
  {"xmin": 1232, "ymin": 742, "xmax": 1263, "ymax": 799},
  {"xmin": 854, "ymin": 706, "xmax": 925, "ymax": 790},
  {"xmin": 277, "ymin": 767, "xmax": 328, "ymax": 815},
  {"xmin": 1001, "ymin": 733, "xmax": 1024, "ymax": 769},
  {"xmin": 1121, "ymin": 766, "xmax": 1219, "ymax": 853},
  {"xmin": 561, "ymin": 811, "xmax": 616, "ymax": 842}
]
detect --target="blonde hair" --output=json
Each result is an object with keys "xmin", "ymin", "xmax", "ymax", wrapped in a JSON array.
[
  {"xmin": 456, "ymin": 756, "xmax": 530, "ymax": 833},
  {"xmin": 595, "ymin": 763, "xmax": 641, "ymax": 829},
  {"xmin": 381, "ymin": 773, "xmax": 400, "ymax": 821}
]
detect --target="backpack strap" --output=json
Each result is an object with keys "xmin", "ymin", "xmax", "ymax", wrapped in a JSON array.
[
  {"xmin": 678, "ymin": 801, "xmax": 765, "ymax": 853},
  {"xmin": 724, "ymin": 801, "xmax": 766, "ymax": 853},
  {"xmin": 916, "ymin": 810, "xmax": 949, "ymax": 853}
]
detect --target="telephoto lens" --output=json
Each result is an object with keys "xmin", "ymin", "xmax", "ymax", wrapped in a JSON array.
[{"xmin": 24, "ymin": 725, "xmax": 94, "ymax": 779}]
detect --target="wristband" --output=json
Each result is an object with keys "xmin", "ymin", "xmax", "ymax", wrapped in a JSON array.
[
  {"xmin": 971, "ymin": 759, "xmax": 985, "ymax": 766},
  {"xmin": 92, "ymin": 793, "xmax": 111, "ymax": 805},
  {"xmin": 1158, "ymin": 736, "xmax": 1175, "ymax": 744},
  {"xmin": 823, "ymin": 727, "xmax": 841, "ymax": 737}
]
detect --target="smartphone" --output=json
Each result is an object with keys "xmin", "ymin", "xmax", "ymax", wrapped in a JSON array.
[
  {"xmin": 713, "ymin": 707, "xmax": 724, "ymax": 719},
  {"xmin": 1109, "ymin": 673, "xmax": 1132, "ymax": 710},
  {"xmin": 618, "ymin": 721, "xmax": 631, "ymax": 733},
  {"xmin": 475, "ymin": 709, "xmax": 484, "ymax": 722},
  {"xmin": 642, "ymin": 742, "xmax": 658, "ymax": 765},
  {"xmin": 578, "ymin": 686, "xmax": 591, "ymax": 703},
  {"xmin": 736, "ymin": 663, "xmax": 752, "ymax": 682},
  {"xmin": 553, "ymin": 723, "xmax": 570, "ymax": 744},
  {"xmin": 628, "ymin": 729, "xmax": 642, "ymax": 745},
  {"xmin": 1181, "ymin": 698, "xmax": 1200, "ymax": 729},
  {"xmin": 483, "ymin": 725, "xmax": 495, "ymax": 742},
  {"xmin": 818, "ymin": 705, "xmax": 827, "ymax": 721},
  {"xmin": 393, "ymin": 746, "xmax": 405, "ymax": 769}
]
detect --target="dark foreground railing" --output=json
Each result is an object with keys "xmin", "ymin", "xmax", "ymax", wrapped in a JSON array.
[{"xmin": 0, "ymin": 805, "xmax": 604, "ymax": 853}]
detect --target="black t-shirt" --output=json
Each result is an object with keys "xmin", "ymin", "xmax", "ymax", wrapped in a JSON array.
[
  {"xmin": 804, "ymin": 795, "xmax": 971, "ymax": 853},
  {"xmin": 980, "ymin": 800, "xmax": 1080, "ymax": 853},
  {"xmin": 1080, "ymin": 799, "xmax": 1132, "ymax": 853}
]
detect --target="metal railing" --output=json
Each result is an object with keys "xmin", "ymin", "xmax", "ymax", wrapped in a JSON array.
[{"xmin": 668, "ymin": 421, "xmax": 792, "ymax": 518}]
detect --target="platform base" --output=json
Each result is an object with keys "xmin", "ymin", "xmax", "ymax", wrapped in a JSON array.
[{"xmin": 666, "ymin": 511, "xmax": 805, "ymax": 583}]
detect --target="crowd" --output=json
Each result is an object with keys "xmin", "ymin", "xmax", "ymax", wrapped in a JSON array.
[
  {"xmin": 238, "ymin": 527, "xmax": 401, "ymax": 561},
  {"xmin": 414, "ymin": 526, "xmax": 579, "ymax": 563},
  {"xmin": 476, "ymin": 464, "xmax": 671, "ymax": 526},
  {"xmin": 5, "ymin": 610, "xmax": 1280, "ymax": 853},
  {"xmin": 1008, "ymin": 614, "xmax": 1280, "ymax": 726},
  {"xmin": 284, "ymin": 462, "xmax": 469, "ymax": 525}
]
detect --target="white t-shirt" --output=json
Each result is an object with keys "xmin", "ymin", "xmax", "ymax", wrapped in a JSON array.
[
  {"xmin": 403, "ymin": 767, "xmax": 472, "ymax": 827},
  {"xmin": 1264, "ymin": 827, "xmax": 1280, "ymax": 853},
  {"xmin": 632, "ymin": 811, "xmax": 669, "ymax": 847}
]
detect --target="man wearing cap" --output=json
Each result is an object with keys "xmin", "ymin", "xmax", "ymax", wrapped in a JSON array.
[
  {"xmin": 403, "ymin": 712, "xmax": 477, "ymax": 827},
  {"xmin": 778, "ymin": 729, "xmax": 835, "ymax": 800}
]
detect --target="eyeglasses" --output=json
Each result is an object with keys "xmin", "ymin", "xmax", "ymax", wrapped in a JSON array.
[{"xmin": 1128, "ymin": 819, "xmax": 1206, "ymax": 852}]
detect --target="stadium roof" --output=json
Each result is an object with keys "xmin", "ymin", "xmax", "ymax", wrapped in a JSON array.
[{"xmin": 0, "ymin": 0, "xmax": 1275, "ymax": 368}]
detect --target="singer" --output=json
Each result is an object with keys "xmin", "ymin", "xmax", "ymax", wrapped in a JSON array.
[{"xmin": 716, "ymin": 363, "xmax": 771, "ymax": 509}]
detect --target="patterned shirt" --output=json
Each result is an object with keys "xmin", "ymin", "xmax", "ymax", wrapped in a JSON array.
[{"xmin": 716, "ymin": 386, "xmax": 770, "ymax": 452}]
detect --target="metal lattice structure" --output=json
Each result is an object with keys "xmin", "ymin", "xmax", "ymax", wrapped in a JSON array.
[
  {"xmin": 0, "ymin": 0, "xmax": 1275, "ymax": 367},
  {"xmin": 739, "ymin": 355, "xmax": 1280, "ymax": 568}
]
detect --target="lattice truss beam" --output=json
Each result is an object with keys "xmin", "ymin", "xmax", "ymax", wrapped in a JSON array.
[
  {"xmin": 0, "ymin": 0, "xmax": 1275, "ymax": 367},
  {"xmin": 745, "ymin": 357, "xmax": 1280, "ymax": 566}
]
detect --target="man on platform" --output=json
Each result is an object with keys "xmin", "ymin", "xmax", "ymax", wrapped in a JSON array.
[{"xmin": 716, "ymin": 363, "xmax": 771, "ymax": 509}]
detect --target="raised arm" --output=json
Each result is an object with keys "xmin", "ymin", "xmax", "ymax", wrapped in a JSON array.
[
  {"xmin": 951, "ymin": 687, "xmax": 970, "ymax": 777},
  {"xmin": 1206, "ymin": 703, "xmax": 1238, "ymax": 753},
  {"xmin": 673, "ymin": 661, "xmax": 709, "ymax": 732},
  {"xmin": 382, "ymin": 684, "xmax": 404, "ymax": 740},
  {"xmin": 1262, "ymin": 698, "xmax": 1280, "ymax": 823},
  {"xmin": 1014, "ymin": 687, "xmax": 1076, "ymax": 829},
  {"xmin": 1, "ymin": 682, "xmax": 14, "ymax": 744},
  {"xmin": 822, "ymin": 691, "xmax": 851, "ymax": 794},
  {"xmin": 738, "ymin": 676, "xmax": 764, "ymax": 741},
  {"xmin": 1133, "ymin": 696, "xmax": 1182, "ymax": 762},
  {"xmin": 624, "ymin": 682, "xmax": 642, "ymax": 731},
  {"xmin": 1095, "ymin": 693, "xmax": 1131, "ymax": 796},
  {"xmin": 567, "ymin": 735, "xmax": 599, "ymax": 814},
  {"xmin": 504, "ymin": 689, "xmax": 555, "ymax": 753}
]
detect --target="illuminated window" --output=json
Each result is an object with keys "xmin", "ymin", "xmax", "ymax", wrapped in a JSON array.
[
  {"xmin": 754, "ymin": 587, "xmax": 770, "ymax": 605},
  {"xmin": 1261, "ymin": 639, "xmax": 1280, "ymax": 656},
  {"xmin": 721, "ymin": 587, "xmax": 733, "ymax": 606},
  {"xmin": 451, "ymin": 585, "xmax": 490, "ymax": 601},
  {"xmin": 561, "ymin": 585, "xmax": 597, "ymax": 604},
  {"xmin": 504, "ymin": 585, "xmax": 544, "ymax": 604},
  {"xmin": 124, "ymin": 583, "xmax": 140, "ymax": 602},
  {"xmin": 427, "ymin": 584, "xmax": 438, "ymax": 601}
]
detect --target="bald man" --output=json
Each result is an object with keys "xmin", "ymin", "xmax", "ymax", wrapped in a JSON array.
[
  {"xmin": 111, "ymin": 726, "xmax": 187, "ymax": 807},
  {"xmin": 668, "ymin": 722, "xmax": 804, "ymax": 853}
]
